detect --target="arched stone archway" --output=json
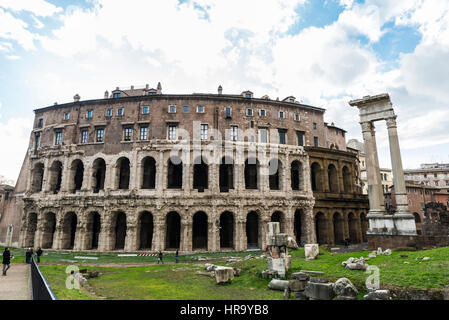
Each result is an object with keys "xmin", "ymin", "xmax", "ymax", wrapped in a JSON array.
[
  {"xmin": 246, "ymin": 211, "xmax": 260, "ymax": 249},
  {"xmin": 219, "ymin": 157, "xmax": 234, "ymax": 192},
  {"xmin": 291, "ymin": 161, "xmax": 303, "ymax": 191},
  {"xmin": 139, "ymin": 211, "xmax": 154, "ymax": 249},
  {"xmin": 167, "ymin": 157, "xmax": 182, "ymax": 189},
  {"xmin": 165, "ymin": 211, "xmax": 181, "ymax": 249},
  {"xmin": 219, "ymin": 211, "xmax": 234, "ymax": 249},
  {"xmin": 61, "ymin": 212, "xmax": 78, "ymax": 249},
  {"xmin": 271, "ymin": 211, "xmax": 285, "ymax": 233},
  {"xmin": 31, "ymin": 163, "xmax": 44, "ymax": 193},
  {"xmin": 114, "ymin": 212, "xmax": 127, "ymax": 249},
  {"xmin": 86, "ymin": 212, "xmax": 101, "ymax": 250},
  {"xmin": 49, "ymin": 161, "xmax": 63, "ymax": 194},
  {"xmin": 92, "ymin": 158, "xmax": 106, "ymax": 193},
  {"xmin": 141, "ymin": 157, "xmax": 156, "ymax": 189},
  {"xmin": 342, "ymin": 166, "xmax": 352, "ymax": 193},
  {"xmin": 193, "ymin": 157, "xmax": 208, "ymax": 191},
  {"xmin": 315, "ymin": 212, "xmax": 328, "ymax": 245},
  {"xmin": 116, "ymin": 158, "xmax": 130, "ymax": 190},
  {"xmin": 268, "ymin": 159, "xmax": 281, "ymax": 190},
  {"xmin": 69, "ymin": 159, "xmax": 84, "ymax": 193},
  {"xmin": 23, "ymin": 212, "xmax": 38, "ymax": 247},
  {"xmin": 311, "ymin": 162, "xmax": 323, "ymax": 192},
  {"xmin": 294, "ymin": 210, "xmax": 302, "ymax": 245},
  {"xmin": 245, "ymin": 158, "xmax": 259, "ymax": 190},
  {"xmin": 192, "ymin": 211, "xmax": 208, "ymax": 250},
  {"xmin": 328, "ymin": 164, "xmax": 339, "ymax": 193},
  {"xmin": 333, "ymin": 212, "xmax": 344, "ymax": 245}
]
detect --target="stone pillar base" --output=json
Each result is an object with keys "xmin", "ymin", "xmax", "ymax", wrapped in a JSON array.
[{"xmin": 367, "ymin": 213, "xmax": 417, "ymax": 236}]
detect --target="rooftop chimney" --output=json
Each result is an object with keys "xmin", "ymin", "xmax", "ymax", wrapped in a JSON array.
[
  {"xmin": 104, "ymin": 90, "xmax": 109, "ymax": 99},
  {"xmin": 218, "ymin": 85, "xmax": 223, "ymax": 95},
  {"xmin": 74, "ymin": 94, "xmax": 80, "ymax": 102},
  {"xmin": 145, "ymin": 84, "xmax": 149, "ymax": 89},
  {"xmin": 131, "ymin": 85, "xmax": 134, "ymax": 90},
  {"xmin": 157, "ymin": 82, "xmax": 162, "ymax": 94}
]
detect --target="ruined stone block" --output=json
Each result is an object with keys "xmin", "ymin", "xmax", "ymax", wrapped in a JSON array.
[
  {"xmin": 304, "ymin": 282, "xmax": 336, "ymax": 300},
  {"xmin": 268, "ymin": 279, "xmax": 289, "ymax": 291},
  {"xmin": 304, "ymin": 243, "xmax": 319, "ymax": 260},
  {"xmin": 215, "ymin": 267, "xmax": 234, "ymax": 284},
  {"xmin": 289, "ymin": 279, "xmax": 307, "ymax": 292}
]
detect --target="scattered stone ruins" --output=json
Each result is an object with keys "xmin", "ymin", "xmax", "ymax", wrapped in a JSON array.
[{"xmin": 0, "ymin": 84, "xmax": 369, "ymax": 252}]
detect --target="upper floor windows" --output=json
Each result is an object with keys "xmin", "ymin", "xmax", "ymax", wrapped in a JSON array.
[
  {"xmin": 140, "ymin": 126, "xmax": 148, "ymax": 140},
  {"xmin": 55, "ymin": 131, "xmax": 62, "ymax": 146},
  {"xmin": 314, "ymin": 136, "xmax": 319, "ymax": 147},
  {"xmin": 123, "ymin": 127, "xmax": 132, "ymax": 141},
  {"xmin": 142, "ymin": 106, "xmax": 149, "ymax": 114},
  {"xmin": 34, "ymin": 133, "xmax": 40, "ymax": 150},
  {"xmin": 81, "ymin": 129, "xmax": 88, "ymax": 144},
  {"xmin": 87, "ymin": 110, "xmax": 93, "ymax": 119},
  {"xmin": 246, "ymin": 109, "xmax": 253, "ymax": 117},
  {"xmin": 279, "ymin": 111, "xmax": 285, "ymax": 119},
  {"xmin": 259, "ymin": 109, "xmax": 266, "ymax": 117},
  {"xmin": 313, "ymin": 122, "xmax": 317, "ymax": 130},
  {"xmin": 259, "ymin": 128, "xmax": 268, "ymax": 143},
  {"xmin": 296, "ymin": 131, "xmax": 304, "ymax": 147},
  {"xmin": 230, "ymin": 125, "xmax": 238, "ymax": 141},
  {"xmin": 245, "ymin": 93, "xmax": 252, "ymax": 99},
  {"xmin": 37, "ymin": 118, "xmax": 44, "ymax": 128},
  {"xmin": 106, "ymin": 108, "xmax": 113, "ymax": 117},
  {"xmin": 168, "ymin": 105, "xmax": 176, "ymax": 113},
  {"xmin": 168, "ymin": 125, "xmax": 177, "ymax": 140},
  {"xmin": 225, "ymin": 107, "xmax": 232, "ymax": 118},
  {"xmin": 200, "ymin": 124, "xmax": 209, "ymax": 140},
  {"xmin": 64, "ymin": 112, "xmax": 70, "ymax": 120},
  {"xmin": 197, "ymin": 105, "xmax": 205, "ymax": 113},
  {"xmin": 183, "ymin": 106, "xmax": 190, "ymax": 113},
  {"xmin": 294, "ymin": 113, "xmax": 300, "ymax": 121},
  {"xmin": 117, "ymin": 108, "xmax": 124, "ymax": 116},
  {"xmin": 96, "ymin": 128, "xmax": 104, "ymax": 143},
  {"xmin": 278, "ymin": 129, "xmax": 286, "ymax": 144},
  {"xmin": 113, "ymin": 93, "xmax": 121, "ymax": 98}
]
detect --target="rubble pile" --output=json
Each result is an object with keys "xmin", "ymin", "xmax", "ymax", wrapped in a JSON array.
[
  {"xmin": 261, "ymin": 222, "xmax": 292, "ymax": 278},
  {"xmin": 341, "ymin": 257, "xmax": 369, "ymax": 270}
]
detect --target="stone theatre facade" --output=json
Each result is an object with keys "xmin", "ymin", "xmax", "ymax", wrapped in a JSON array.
[{"xmin": 4, "ymin": 84, "xmax": 369, "ymax": 252}]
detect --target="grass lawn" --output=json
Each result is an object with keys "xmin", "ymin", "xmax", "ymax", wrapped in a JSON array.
[{"xmin": 22, "ymin": 246, "xmax": 449, "ymax": 300}]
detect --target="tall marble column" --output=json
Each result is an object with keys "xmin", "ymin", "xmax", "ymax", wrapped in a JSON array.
[{"xmin": 360, "ymin": 121, "xmax": 386, "ymax": 215}]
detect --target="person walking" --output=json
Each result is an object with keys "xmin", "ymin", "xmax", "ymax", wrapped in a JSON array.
[
  {"xmin": 158, "ymin": 250, "xmax": 163, "ymax": 264},
  {"xmin": 2, "ymin": 247, "xmax": 13, "ymax": 276},
  {"xmin": 25, "ymin": 248, "xmax": 31, "ymax": 264},
  {"xmin": 36, "ymin": 247, "xmax": 43, "ymax": 264},
  {"xmin": 175, "ymin": 249, "xmax": 179, "ymax": 264}
]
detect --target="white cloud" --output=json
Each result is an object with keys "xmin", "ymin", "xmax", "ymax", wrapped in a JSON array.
[
  {"xmin": 6, "ymin": 55, "xmax": 20, "ymax": 60},
  {"xmin": 0, "ymin": 8, "xmax": 36, "ymax": 50},
  {"xmin": 0, "ymin": 117, "xmax": 33, "ymax": 183},
  {"xmin": 0, "ymin": 0, "xmax": 62, "ymax": 17}
]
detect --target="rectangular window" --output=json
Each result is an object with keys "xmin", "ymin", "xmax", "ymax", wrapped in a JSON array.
[
  {"xmin": 168, "ymin": 125, "xmax": 177, "ymax": 140},
  {"xmin": 55, "ymin": 131, "xmax": 62, "ymax": 145},
  {"xmin": 225, "ymin": 107, "xmax": 232, "ymax": 118},
  {"xmin": 35, "ymin": 133, "xmax": 40, "ymax": 150},
  {"xmin": 168, "ymin": 105, "xmax": 176, "ymax": 113},
  {"xmin": 259, "ymin": 109, "xmax": 266, "ymax": 117},
  {"xmin": 294, "ymin": 113, "xmax": 300, "ymax": 121},
  {"xmin": 296, "ymin": 131, "xmax": 304, "ymax": 146},
  {"xmin": 64, "ymin": 112, "xmax": 70, "ymax": 120},
  {"xmin": 279, "ymin": 129, "xmax": 286, "ymax": 144},
  {"xmin": 81, "ymin": 130, "xmax": 88, "ymax": 144},
  {"xmin": 200, "ymin": 124, "xmax": 208, "ymax": 140},
  {"xmin": 230, "ymin": 126, "xmax": 238, "ymax": 141},
  {"xmin": 37, "ymin": 119, "xmax": 43, "ymax": 128},
  {"xmin": 279, "ymin": 111, "xmax": 285, "ymax": 119},
  {"xmin": 124, "ymin": 127, "xmax": 132, "ymax": 141},
  {"xmin": 313, "ymin": 122, "xmax": 317, "ymax": 130},
  {"xmin": 259, "ymin": 128, "xmax": 268, "ymax": 143},
  {"xmin": 183, "ymin": 106, "xmax": 190, "ymax": 113},
  {"xmin": 117, "ymin": 108, "xmax": 124, "ymax": 116},
  {"xmin": 96, "ymin": 128, "xmax": 104, "ymax": 143},
  {"xmin": 107, "ymin": 108, "xmax": 112, "ymax": 117},
  {"xmin": 142, "ymin": 106, "xmax": 149, "ymax": 114},
  {"xmin": 197, "ymin": 105, "xmax": 205, "ymax": 113},
  {"xmin": 314, "ymin": 136, "xmax": 319, "ymax": 147},
  {"xmin": 245, "ymin": 93, "xmax": 252, "ymax": 98},
  {"xmin": 246, "ymin": 109, "xmax": 253, "ymax": 116},
  {"xmin": 140, "ymin": 126, "xmax": 148, "ymax": 140},
  {"xmin": 113, "ymin": 93, "xmax": 120, "ymax": 98},
  {"xmin": 87, "ymin": 110, "xmax": 93, "ymax": 119}
]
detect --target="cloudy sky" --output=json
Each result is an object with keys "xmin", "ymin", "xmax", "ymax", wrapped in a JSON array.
[{"xmin": 1, "ymin": 0, "xmax": 449, "ymax": 183}]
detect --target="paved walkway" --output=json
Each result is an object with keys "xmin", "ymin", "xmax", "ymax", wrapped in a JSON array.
[{"xmin": 0, "ymin": 263, "xmax": 31, "ymax": 300}]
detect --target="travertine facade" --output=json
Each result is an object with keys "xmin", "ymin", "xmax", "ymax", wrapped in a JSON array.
[{"xmin": 0, "ymin": 85, "xmax": 368, "ymax": 251}]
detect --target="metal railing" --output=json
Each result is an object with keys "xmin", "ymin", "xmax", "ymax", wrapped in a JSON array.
[{"xmin": 30, "ymin": 257, "xmax": 58, "ymax": 300}]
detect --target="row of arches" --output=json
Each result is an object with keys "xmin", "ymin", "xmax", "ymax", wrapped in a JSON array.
[
  {"xmin": 315, "ymin": 212, "xmax": 369, "ymax": 245},
  {"xmin": 24, "ymin": 209, "xmax": 307, "ymax": 251},
  {"xmin": 31, "ymin": 156, "xmax": 306, "ymax": 194},
  {"xmin": 311, "ymin": 162, "xmax": 353, "ymax": 193}
]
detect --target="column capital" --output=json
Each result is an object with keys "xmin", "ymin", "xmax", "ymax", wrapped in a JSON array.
[
  {"xmin": 386, "ymin": 116, "xmax": 397, "ymax": 129},
  {"xmin": 360, "ymin": 121, "xmax": 374, "ymax": 133}
]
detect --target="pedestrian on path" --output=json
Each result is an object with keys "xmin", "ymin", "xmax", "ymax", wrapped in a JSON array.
[
  {"xmin": 25, "ymin": 248, "xmax": 31, "ymax": 264},
  {"xmin": 175, "ymin": 249, "xmax": 179, "ymax": 264},
  {"xmin": 158, "ymin": 250, "xmax": 163, "ymax": 264},
  {"xmin": 36, "ymin": 247, "xmax": 43, "ymax": 264},
  {"xmin": 2, "ymin": 247, "xmax": 13, "ymax": 276}
]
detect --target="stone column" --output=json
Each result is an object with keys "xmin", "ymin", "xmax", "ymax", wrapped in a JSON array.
[
  {"xmin": 361, "ymin": 121, "xmax": 386, "ymax": 215},
  {"xmin": 302, "ymin": 203, "xmax": 316, "ymax": 244}
]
